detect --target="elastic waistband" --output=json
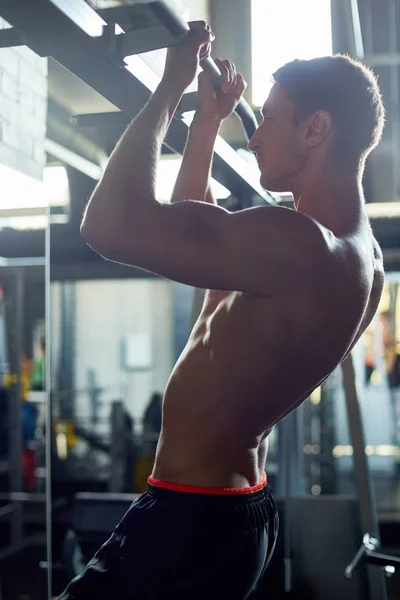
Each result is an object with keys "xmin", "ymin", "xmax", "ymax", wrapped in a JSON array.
[{"xmin": 147, "ymin": 472, "xmax": 267, "ymax": 496}]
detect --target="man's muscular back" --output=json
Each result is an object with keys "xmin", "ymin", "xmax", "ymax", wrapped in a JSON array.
[{"xmin": 153, "ymin": 212, "xmax": 384, "ymax": 488}]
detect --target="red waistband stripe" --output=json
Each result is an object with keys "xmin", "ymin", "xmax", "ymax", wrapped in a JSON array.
[{"xmin": 147, "ymin": 472, "xmax": 267, "ymax": 495}]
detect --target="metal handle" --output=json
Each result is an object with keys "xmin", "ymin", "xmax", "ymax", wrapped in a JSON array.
[
  {"xmin": 200, "ymin": 57, "xmax": 258, "ymax": 141},
  {"xmin": 345, "ymin": 541, "xmax": 368, "ymax": 579},
  {"xmin": 151, "ymin": 1, "xmax": 258, "ymax": 141},
  {"xmin": 344, "ymin": 534, "xmax": 400, "ymax": 580}
]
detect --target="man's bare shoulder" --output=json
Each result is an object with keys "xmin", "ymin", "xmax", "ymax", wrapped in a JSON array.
[{"xmin": 230, "ymin": 205, "xmax": 338, "ymax": 265}]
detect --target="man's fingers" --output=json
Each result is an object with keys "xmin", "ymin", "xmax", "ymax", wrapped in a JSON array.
[
  {"xmin": 216, "ymin": 59, "xmax": 239, "ymax": 94},
  {"xmin": 215, "ymin": 58, "xmax": 231, "ymax": 92},
  {"xmin": 199, "ymin": 42, "xmax": 212, "ymax": 62},
  {"xmin": 187, "ymin": 20, "xmax": 215, "ymax": 49},
  {"xmin": 231, "ymin": 73, "xmax": 247, "ymax": 99},
  {"xmin": 226, "ymin": 61, "xmax": 237, "ymax": 93}
]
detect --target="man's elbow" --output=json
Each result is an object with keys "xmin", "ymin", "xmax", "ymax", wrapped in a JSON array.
[
  {"xmin": 80, "ymin": 212, "xmax": 112, "ymax": 258},
  {"xmin": 80, "ymin": 214, "xmax": 98, "ymax": 246},
  {"xmin": 80, "ymin": 191, "xmax": 117, "ymax": 254},
  {"xmin": 80, "ymin": 208, "xmax": 137, "ymax": 265},
  {"xmin": 80, "ymin": 194, "xmax": 159, "ymax": 262}
]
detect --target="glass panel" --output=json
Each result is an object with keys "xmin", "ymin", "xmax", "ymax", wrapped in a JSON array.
[
  {"xmin": 50, "ymin": 275, "xmax": 179, "ymax": 596},
  {"xmin": 0, "ymin": 21, "xmax": 48, "ymax": 599}
]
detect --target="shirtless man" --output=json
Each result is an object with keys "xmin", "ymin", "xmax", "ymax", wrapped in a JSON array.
[{"xmin": 60, "ymin": 21, "xmax": 385, "ymax": 600}]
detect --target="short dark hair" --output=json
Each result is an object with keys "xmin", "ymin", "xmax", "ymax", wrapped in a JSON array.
[{"xmin": 273, "ymin": 55, "xmax": 385, "ymax": 165}]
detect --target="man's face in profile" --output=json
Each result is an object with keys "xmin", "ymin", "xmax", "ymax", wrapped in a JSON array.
[{"xmin": 248, "ymin": 83, "xmax": 308, "ymax": 193}]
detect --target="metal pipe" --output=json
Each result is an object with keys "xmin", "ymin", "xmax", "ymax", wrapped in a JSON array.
[
  {"xmin": 349, "ymin": 0, "xmax": 365, "ymax": 59},
  {"xmin": 341, "ymin": 355, "xmax": 388, "ymax": 600},
  {"xmin": 388, "ymin": 0, "xmax": 399, "ymax": 203}
]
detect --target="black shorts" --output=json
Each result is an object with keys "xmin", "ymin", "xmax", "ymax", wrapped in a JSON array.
[{"xmin": 59, "ymin": 476, "xmax": 278, "ymax": 600}]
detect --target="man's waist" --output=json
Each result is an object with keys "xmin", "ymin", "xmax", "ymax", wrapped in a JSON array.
[{"xmin": 152, "ymin": 450, "xmax": 264, "ymax": 490}]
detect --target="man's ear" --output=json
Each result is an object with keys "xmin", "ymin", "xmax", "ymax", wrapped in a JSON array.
[{"xmin": 304, "ymin": 110, "xmax": 333, "ymax": 148}]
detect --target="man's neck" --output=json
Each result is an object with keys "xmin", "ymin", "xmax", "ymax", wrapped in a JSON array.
[{"xmin": 292, "ymin": 162, "xmax": 365, "ymax": 236}]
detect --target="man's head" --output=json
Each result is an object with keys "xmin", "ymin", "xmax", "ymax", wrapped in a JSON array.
[{"xmin": 248, "ymin": 55, "xmax": 385, "ymax": 193}]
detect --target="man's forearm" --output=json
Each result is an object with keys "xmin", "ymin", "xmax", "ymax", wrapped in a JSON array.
[
  {"xmin": 171, "ymin": 115, "xmax": 221, "ymax": 205},
  {"xmin": 82, "ymin": 80, "xmax": 184, "ymax": 232}
]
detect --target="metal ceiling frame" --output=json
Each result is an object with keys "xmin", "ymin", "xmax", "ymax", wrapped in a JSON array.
[{"xmin": 0, "ymin": 0, "xmax": 269, "ymax": 206}]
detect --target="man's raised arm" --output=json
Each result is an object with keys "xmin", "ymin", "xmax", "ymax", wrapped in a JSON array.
[
  {"xmin": 81, "ymin": 22, "xmax": 215, "ymax": 242},
  {"xmin": 171, "ymin": 58, "xmax": 245, "ymax": 206}
]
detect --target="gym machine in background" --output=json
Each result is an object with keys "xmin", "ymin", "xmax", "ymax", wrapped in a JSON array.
[{"xmin": 0, "ymin": 259, "xmax": 47, "ymax": 564}]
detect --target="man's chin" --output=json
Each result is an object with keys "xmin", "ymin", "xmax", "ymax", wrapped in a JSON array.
[{"xmin": 260, "ymin": 173, "xmax": 280, "ymax": 193}]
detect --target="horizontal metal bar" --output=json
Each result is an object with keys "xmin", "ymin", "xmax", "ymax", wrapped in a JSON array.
[
  {"xmin": 99, "ymin": 1, "xmax": 259, "ymax": 141},
  {"xmin": 142, "ymin": 2, "xmax": 259, "ymax": 141},
  {"xmin": 0, "ymin": 492, "xmax": 46, "ymax": 502},
  {"xmin": 364, "ymin": 53, "xmax": 400, "ymax": 67},
  {"xmin": 0, "ymin": 207, "xmax": 46, "ymax": 218},
  {"xmin": 50, "ymin": 259, "xmax": 158, "ymax": 281},
  {"xmin": 0, "ymin": 256, "xmax": 45, "ymax": 268},
  {"xmin": 0, "ymin": 27, "xmax": 25, "ymax": 47},
  {"xmin": 45, "ymin": 138, "xmax": 102, "ymax": 179},
  {"xmin": 50, "ymin": 0, "xmax": 105, "ymax": 37},
  {"xmin": 70, "ymin": 111, "xmax": 129, "ymax": 128},
  {"xmin": 0, "ymin": 504, "xmax": 14, "ymax": 518},
  {"xmin": 367, "ymin": 550, "xmax": 400, "ymax": 568},
  {"xmin": 118, "ymin": 26, "xmax": 183, "ymax": 55}
]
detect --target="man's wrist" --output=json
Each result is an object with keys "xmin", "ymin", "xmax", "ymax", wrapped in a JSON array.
[
  {"xmin": 159, "ymin": 73, "xmax": 188, "ymax": 98},
  {"xmin": 191, "ymin": 113, "xmax": 222, "ymax": 134},
  {"xmin": 156, "ymin": 77, "xmax": 187, "ymax": 113}
]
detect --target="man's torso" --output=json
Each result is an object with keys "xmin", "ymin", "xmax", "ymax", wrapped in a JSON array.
[{"xmin": 153, "ymin": 217, "xmax": 384, "ymax": 488}]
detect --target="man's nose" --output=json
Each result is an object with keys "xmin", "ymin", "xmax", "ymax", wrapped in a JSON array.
[{"xmin": 248, "ymin": 129, "xmax": 260, "ymax": 153}]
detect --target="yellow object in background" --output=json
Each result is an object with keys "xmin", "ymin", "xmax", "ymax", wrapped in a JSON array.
[
  {"xmin": 134, "ymin": 456, "xmax": 155, "ymax": 493},
  {"xmin": 3, "ymin": 368, "xmax": 31, "ymax": 401},
  {"xmin": 4, "ymin": 371, "xmax": 17, "ymax": 388},
  {"xmin": 54, "ymin": 419, "xmax": 78, "ymax": 449}
]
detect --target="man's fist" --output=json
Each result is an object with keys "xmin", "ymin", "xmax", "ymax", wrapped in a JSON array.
[
  {"xmin": 163, "ymin": 21, "xmax": 214, "ymax": 91},
  {"xmin": 196, "ymin": 58, "xmax": 247, "ymax": 122}
]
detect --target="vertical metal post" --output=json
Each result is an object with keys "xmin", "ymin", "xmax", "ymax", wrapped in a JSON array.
[
  {"xmin": 283, "ymin": 413, "xmax": 293, "ymax": 594},
  {"xmin": 320, "ymin": 374, "xmax": 338, "ymax": 494},
  {"xmin": 59, "ymin": 281, "xmax": 75, "ymax": 419},
  {"xmin": 388, "ymin": 0, "xmax": 400, "ymax": 204},
  {"xmin": 363, "ymin": 0, "xmax": 374, "ymax": 56},
  {"xmin": 45, "ymin": 199, "xmax": 52, "ymax": 600},
  {"xmin": 349, "ymin": 0, "xmax": 365, "ymax": 58},
  {"xmin": 12, "ymin": 271, "xmax": 23, "ymax": 549},
  {"xmin": 110, "ymin": 400, "xmax": 125, "ymax": 493},
  {"xmin": 4, "ymin": 271, "xmax": 24, "ymax": 552},
  {"xmin": 341, "ymin": 354, "xmax": 388, "ymax": 600},
  {"xmin": 294, "ymin": 403, "xmax": 306, "ymax": 495}
]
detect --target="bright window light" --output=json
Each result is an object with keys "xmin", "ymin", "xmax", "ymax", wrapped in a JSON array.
[
  {"xmin": 0, "ymin": 163, "xmax": 69, "ymax": 210},
  {"xmin": 0, "ymin": 163, "xmax": 69, "ymax": 230},
  {"xmin": 124, "ymin": 54, "xmax": 162, "ymax": 93},
  {"xmin": 251, "ymin": 0, "xmax": 332, "ymax": 107},
  {"xmin": 365, "ymin": 202, "xmax": 400, "ymax": 218},
  {"xmin": 156, "ymin": 157, "xmax": 230, "ymax": 202},
  {"xmin": 0, "ymin": 163, "xmax": 46, "ymax": 210},
  {"xmin": 43, "ymin": 165, "xmax": 70, "ymax": 207}
]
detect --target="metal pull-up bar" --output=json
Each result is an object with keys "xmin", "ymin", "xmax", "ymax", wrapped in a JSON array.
[{"xmin": 95, "ymin": 1, "xmax": 259, "ymax": 142}]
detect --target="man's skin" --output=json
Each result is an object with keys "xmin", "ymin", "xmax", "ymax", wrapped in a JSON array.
[{"xmin": 82, "ymin": 23, "xmax": 384, "ymax": 490}]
